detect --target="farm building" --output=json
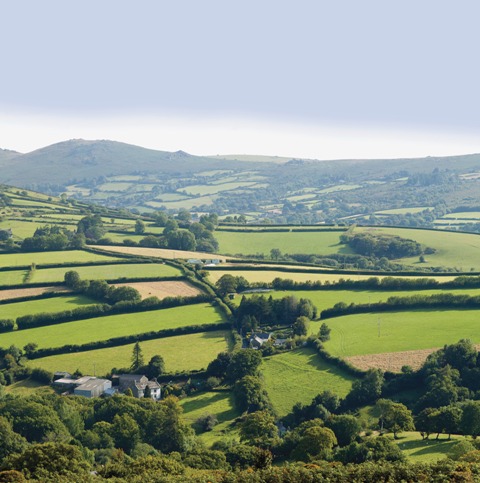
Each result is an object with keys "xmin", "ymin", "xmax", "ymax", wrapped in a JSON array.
[
  {"xmin": 249, "ymin": 332, "xmax": 273, "ymax": 349},
  {"xmin": 116, "ymin": 374, "xmax": 162, "ymax": 400},
  {"xmin": 74, "ymin": 378, "xmax": 112, "ymax": 398}
]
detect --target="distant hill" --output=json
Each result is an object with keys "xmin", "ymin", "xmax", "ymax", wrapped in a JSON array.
[
  {"xmin": 0, "ymin": 148, "xmax": 21, "ymax": 165},
  {"xmin": 0, "ymin": 139, "xmax": 254, "ymax": 187}
]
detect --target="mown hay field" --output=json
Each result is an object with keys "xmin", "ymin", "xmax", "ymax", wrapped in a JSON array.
[
  {"xmin": 207, "ymin": 269, "xmax": 458, "ymax": 285},
  {"xmin": 28, "ymin": 330, "xmax": 231, "ymax": 376},
  {"xmin": 262, "ymin": 348, "xmax": 355, "ymax": 417},
  {"xmin": 324, "ymin": 309, "xmax": 480, "ymax": 358},
  {"xmin": 113, "ymin": 281, "xmax": 203, "ymax": 300},
  {"xmin": 0, "ymin": 303, "xmax": 224, "ymax": 350}
]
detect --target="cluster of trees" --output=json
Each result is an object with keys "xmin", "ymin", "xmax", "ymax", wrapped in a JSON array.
[
  {"xmin": 235, "ymin": 294, "xmax": 317, "ymax": 333},
  {"xmin": 340, "ymin": 230, "xmax": 430, "ymax": 259},
  {"xmin": 21, "ymin": 225, "xmax": 86, "ymax": 252},
  {"xmin": 64, "ymin": 270, "xmax": 141, "ymax": 304}
]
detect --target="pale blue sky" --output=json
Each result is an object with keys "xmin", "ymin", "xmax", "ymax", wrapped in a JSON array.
[{"xmin": 1, "ymin": 1, "xmax": 480, "ymax": 158}]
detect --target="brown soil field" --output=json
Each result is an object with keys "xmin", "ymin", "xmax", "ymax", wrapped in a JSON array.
[
  {"xmin": 112, "ymin": 281, "xmax": 203, "ymax": 300},
  {"xmin": 90, "ymin": 245, "xmax": 228, "ymax": 261},
  {"xmin": 346, "ymin": 345, "xmax": 480, "ymax": 373},
  {"xmin": 0, "ymin": 286, "xmax": 69, "ymax": 301}
]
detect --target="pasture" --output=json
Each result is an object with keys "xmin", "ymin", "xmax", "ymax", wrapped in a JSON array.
[
  {"xmin": 180, "ymin": 391, "xmax": 240, "ymax": 444},
  {"xmin": 0, "ymin": 303, "xmax": 224, "ymax": 349},
  {"xmin": 262, "ymin": 348, "xmax": 355, "ymax": 416},
  {"xmin": 0, "ymin": 294, "xmax": 94, "ymax": 321},
  {"xmin": 323, "ymin": 309, "xmax": 480, "ymax": 358},
  {"xmin": 0, "ymin": 250, "xmax": 121, "ymax": 268},
  {"xmin": 28, "ymin": 329, "xmax": 231, "ymax": 376},
  {"xmin": 356, "ymin": 226, "xmax": 480, "ymax": 271},
  {"xmin": 215, "ymin": 230, "xmax": 349, "ymax": 256},
  {"xmin": 0, "ymin": 220, "xmax": 77, "ymax": 239},
  {"xmin": 395, "ymin": 432, "xmax": 462, "ymax": 462},
  {"xmin": 27, "ymin": 262, "xmax": 182, "ymax": 284}
]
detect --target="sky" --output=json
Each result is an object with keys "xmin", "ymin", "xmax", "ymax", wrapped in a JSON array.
[{"xmin": 1, "ymin": 1, "xmax": 480, "ymax": 159}]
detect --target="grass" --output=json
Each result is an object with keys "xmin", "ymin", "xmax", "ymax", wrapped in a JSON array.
[
  {"xmin": 375, "ymin": 207, "xmax": 433, "ymax": 215},
  {"xmin": 0, "ymin": 270, "xmax": 29, "ymax": 286},
  {"xmin": 207, "ymin": 269, "xmax": 458, "ymax": 285},
  {"xmin": 356, "ymin": 226, "xmax": 480, "ymax": 271},
  {"xmin": 0, "ymin": 250, "xmax": 121, "ymax": 268},
  {"xmin": 395, "ymin": 431, "xmax": 462, "ymax": 462},
  {"xmin": 29, "ymin": 263, "xmax": 182, "ymax": 284},
  {"xmin": 324, "ymin": 309, "xmax": 480, "ymax": 357},
  {"xmin": 1, "ymin": 303, "xmax": 224, "ymax": 349},
  {"xmin": 4, "ymin": 378, "xmax": 54, "ymax": 396},
  {"xmin": 0, "ymin": 294, "xmax": 95, "ymax": 320},
  {"xmin": 317, "ymin": 184, "xmax": 362, "ymax": 194},
  {"xmin": 0, "ymin": 220, "xmax": 77, "ymax": 239},
  {"xmin": 28, "ymin": 330, "xmax": 231, "ymax": 376},
  {"xmin": 262, "ymin": 348, "xmax": 356, "ymax": 417},
  {"xmin": 216, "ymin": 230, "xmax": 349, "ymax": 256},
  {"xmin": 98, "ymin": 182, "xmax": 134, "ymax": 191},
  {"xmin": 146, "ymin": 195, "xmax": 218, "ymax": 210},
  {"xmin": 178, "ymin": 182, "xmax": 258, "ymax": 196},
  {"xmin": 233, "ymin": 288, "xmax": 480, "ymax": 323},
  {"xmin": 443, "ymin": 212, "xmax": 480, "ymax": 220},
  {"xmin": 180, "ymin": 390, "xmax": 240, "ymax": 445}
]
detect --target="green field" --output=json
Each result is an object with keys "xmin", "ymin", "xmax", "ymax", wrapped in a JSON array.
[
  {"xmin": 0, "ymin": 250, "xmax": 121, "ymax": 267},
  {"xmin": 178, "ymin": 182, "xmax": 258, "ymax": 196},
  {"xmin": 443, "ymin": 212, "xmax": 480, "ymax": 220},
  {"xmin": 147, "ymin": 195, "xmax": 218, "ymax": 210},
  {"xmin": 375, "ymin": 207, "xmax": 433, "ymax": 215},
  {"xmin": 0, "ymin": 294, "xmax": 94, "ymax": 321},
  {"xmin": 207, "ymin": 269, "xmax": 457, "ymax": 285},
  {"xmin": 395, "ymin": 432, "xmax": 462, "ymax": 462},
  {"xmin": 324, "ymin": 309, "xmax": 480, "ymax": 357},
  {"xmin": 356, "ymin": 226, "xmax": 480, "ymax": 271},
  {"xmin": 262, "ymin": 348, "xmax": 355, "ymax": 416},
  {"xmin": 0, "ymin": 303, "xmax": 223, "ymax": 350},
  {"xmin": 180, "ymin": 391, "xmax": 240, "ymax": 444},
  {"xmin": 0, "ymin": 220, "xmax": 77, "ymax": 239},
  {"xmin": 28, "ymin": 330, "xmax": 231, "ymax": 375},
  {"xmin": 216, "ymin": 230, "xmax": 349, "ymax": 256},
  {"xmin": 26, "ymin": 263, "xmax": 182, "ymax": 284},
  {"xmin": 0, "ymin": 270, "xmax": 29, "ymax": 286},
  {"xmin": 98, "ymin": 182, "xmax": 134, "ymax": 191},
  {"xmin": 234, "ymin": 288, "xmax": 480, "ymax": 321}
]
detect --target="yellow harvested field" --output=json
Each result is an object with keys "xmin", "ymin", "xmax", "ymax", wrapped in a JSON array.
[
  {"xmin": 113, "ymin": 280, "xmax": 203, "ymax": 299},
  {"xmin": 346, "ymin": 344, "xmax": 480, "ymax": 373},
  {"xmin": 0, "ymin": 286, "xmax": 69, "ymax": 301},
  {"xmin": 207, "ymin": 270, "xmax": 458, "ymax": 284},
  {"xmin": 90, "ymin": 245, "xmax": 228, "ymax": 261}
]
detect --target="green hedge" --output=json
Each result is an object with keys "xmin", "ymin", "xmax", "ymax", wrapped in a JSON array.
[{"xmin": 0, "ymin": 319, "xmax": 14, "ymax": 333}]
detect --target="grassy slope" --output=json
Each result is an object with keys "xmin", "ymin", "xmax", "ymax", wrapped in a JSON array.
[
  {"xmin": 0, "ymin": 303, "xmax": 223, "ymax": 349},
  {"xmin": 262, "ymin": 348, "xmax": 355, "ymax": 417},
  {"xmin": 324, "ymin": 309, "xmax": 480, "ymax": 357},
  {"xmin": 180, "ymin": 391, "xmax": 240, "ymax": 445},
  {"xmin": 28, "ymin": 330, "xmax": 231, "ymax": 376},
  {"xmin": 0, "ymin": 294, "xmax": 95, "ymax": 320},
  {"xmin": 395, "ymin": 432, "xmax": 462, "ymax": 462}
]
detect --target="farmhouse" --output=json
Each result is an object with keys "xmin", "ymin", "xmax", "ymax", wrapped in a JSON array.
[
  {"xmin": 249, "ymin": 332, "xmax": 273, "ymax": 349},
  {"xmin": 116, "ymin": 374, "xmax": 162, "ymax": 400}
]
